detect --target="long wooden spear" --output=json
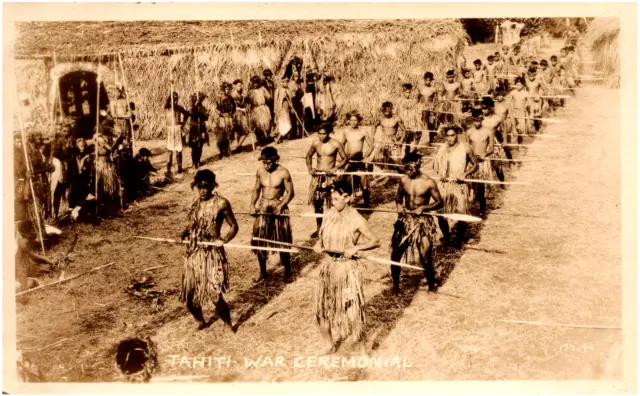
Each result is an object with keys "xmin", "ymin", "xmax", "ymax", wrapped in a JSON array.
[
  {"xmin": 235, "ymin": 171, "xmax": 530, "ymax": 185},
  {"xmin": 431, "ymin": 109, "xmax": 561, "ymax": 123},
  {"xmin": 135, "ymin": 236, "xmax": 298, "ymax": 254},
  {"xmin": 501, "ymin": 143, "xmax": 546, "ymax": 148},
  {"xmin": 252, "ymin": 237, "xmax": 425, "ymax": 271},
  {"xmin": 117, "ymin": 53, "xmax": 136, "ymax": 154},
  {"xmin": 513, "ymin": 133, "xmax": 557, "ymax": 138},
  {"xmin": 15, "ymin": 261, "xmax": 118, "ymax": 296},
  {"xmin": 356, "ymin": 208, "xmax": 482, "ymax": 222},
  {"xmin": 95, "ymin": 65, "xmax": 101, "ymax": 216},
  {"xmin": 52, "ymin": 51, "xmax": 65, "ymax": 122},
  {"xmin": 16, "ymin": 98, "xmax": 46, "ymax": 256}
]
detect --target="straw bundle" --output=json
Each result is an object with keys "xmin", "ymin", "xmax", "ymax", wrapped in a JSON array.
[
  {"xmin": 585, "ymin": 18, "xmax": 620, "ymax": 89},
  {"xmin": 14, "ymin": 20, "xmax": 468, "ymax": 139}
]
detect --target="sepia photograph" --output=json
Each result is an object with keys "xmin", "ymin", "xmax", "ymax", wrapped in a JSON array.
[{"xmin": 2, "ymin": 2, "xmax": 637, "ymax": 393}]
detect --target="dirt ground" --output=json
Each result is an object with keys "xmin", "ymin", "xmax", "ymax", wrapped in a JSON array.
[{"xmin": 14, "ymin": 42, "xmax": 623, "ymax": 383}]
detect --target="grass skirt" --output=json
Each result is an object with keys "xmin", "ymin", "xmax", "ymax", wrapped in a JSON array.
[
  {"xmin": 180, "ymin": 246, "xmax": 229, "ymax": 306},
  {"xmin": 437, "ymin": 181, "xmax": 470, "ymax": 215},
  {"xmin": 439, "ymin": 100, "xmax": 462, "ymax": 124},
  {"xmin": 391, "ymin": 214, "xmax": 438, "ymax": 265},
  {"xmin": 308, "ymin": 174, "xmax": 337, "ymax": 207},
  {"xmin": 343, "ymin": 153, "xmax": 368, "ymax": 192},
  {"xmin": 250, "ymin": 105, "xmax": 272, "ymax": 138},
  {"xmin": 234, "ymin": 109, "xmax": 250, "ymax": 139},
  {"xmin": 251, "ymin": 198, "xmax": 292, "ymax": 258},
  {"xmin": 216, "ymin": 114, "xmax": 235, "ymax": 143},
  {"xmin": 314, "ymin": 256, "xmax": 366, "ymax": 342},
  {"xmin": 511, "ymin": 108, "xmax": 532, "ymax": 135},
  {"xmin": 166, "ymin": 125, "xmax": 183, "ymax": 152},
  {"xmin": 96, "ymin": 156, "xmax": 121, "ymax": 205},
  {"xmin": 470, "ymin": 158, "xmax": 496, "ymax": 200}
]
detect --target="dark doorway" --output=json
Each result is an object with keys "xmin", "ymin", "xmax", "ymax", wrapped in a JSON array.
[{"xmin": 54, "ymin": 70, "xmax": 110, "ymax": 140}]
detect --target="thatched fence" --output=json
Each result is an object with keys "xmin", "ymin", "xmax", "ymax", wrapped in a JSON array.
[
  {"xmin": 585, "ymin": 18, "xmax": 620, "ymax": 89},
  {"xmin": 13, "ymin": 20, "xmax": 468, "ymax": 139}
]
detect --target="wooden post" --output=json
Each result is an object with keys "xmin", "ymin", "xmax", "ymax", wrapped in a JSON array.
[
  {"xmin": 169, "ymin": 66, "xmax": 175, "ymax": 174},
  {"xmin": 95, "ymin": 65, "xmax": 100, "ymax": 215},
  {"xmin": 52, "ymin": 52, "xmax": 65, "ymax": 122},
  {"xmin": 16, "ymin": 99, "xmax": 46, "ymax": 256},
  {"xmin": 117, "ymin": 53, "xmax": 136, "ymax": 155}
]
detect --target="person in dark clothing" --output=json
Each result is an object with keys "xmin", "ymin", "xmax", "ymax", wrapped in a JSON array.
[{"xmin": 188, "ymin": 92, "xmax": 209, "ymax": 170}]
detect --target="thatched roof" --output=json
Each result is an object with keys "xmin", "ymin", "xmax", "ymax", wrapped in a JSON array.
[
  {"xmin": 14, "ymin": 19, "xmax": 467, "ymax": 59},
  {"xmin": 585, "ymin": 18, "xmax": 619, "ymax": 88}
]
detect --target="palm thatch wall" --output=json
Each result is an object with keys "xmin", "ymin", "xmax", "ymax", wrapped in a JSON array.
[
  {"xmin": 585, "ymin": 18, "xmax": 620, "ymax": 89},
  {"xmin": 13, "ymin": 20, "xmax": 468, "ymax": 139}
]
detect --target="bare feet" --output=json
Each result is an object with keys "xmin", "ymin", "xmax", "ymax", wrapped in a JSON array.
[
  {"xmin": 323, "ymin": 344, "xmax": 337, "ymax": 355},
  {"xmin": 283, "ymin": 271, "xmax": 294, "ymax": 283},
  {"xmin": 358, "ymin": 341, "xmax": 370, "ymax": 357},
  {"xmin": 254, "ymin": 273, "xmax": 270, "ymax": 283}
]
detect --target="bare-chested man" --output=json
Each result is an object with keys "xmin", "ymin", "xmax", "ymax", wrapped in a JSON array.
[
  {"xmin": 509, "ymin": 77, "xmax": 532, "ymax": 146},
  {"xmin": 250, "ymin": 147, "xmax": 295, "ymax": 282},
  {"xmin": 509, "ymin": 45, "xmax": 524, "ymax": 78},
  {"xmin": 336, "ymin": 111, "xmax": 373, "ymax": 207},
  {"xmin": 418, "ymin": 72, "xmax": 439, "ymax": 134},
  {"xmin": 467, "ymin": 112, "xmax": 496, "ymax": 214},
  {"xmin": 397, "ymin": 83, "xmax": 422, "ymax": 152},
  {"xmin": 432, "ymin": 125, "xmax": 479, "ymax": 247},
  {"xmin": 481, "ymin": 97, "xmax": 508, "ymax": 180},
  {"xmin": 371, "ymin": 101, "xmax": 406, "ymax": 166},
  {"xmin": 391, "ymin": 152, "xmax": 444, "ymax": 295},
  {"xmin": 485, "ymin": 55, "xmax": 499, "ymax": 94},
  {"xmin": 306, "ymin": 123, "xmax": 348, "ymax": 238},
  {"xmin": 525, "ymin": 67, "xmax": 549, "ymax": 131},
  {"xmin": 472, "ymin": 59, "xmax": 487, "ymax": 96},
  {"xmin": 440, "ymin": 70, "xmax": 462, "ymax": 126}
]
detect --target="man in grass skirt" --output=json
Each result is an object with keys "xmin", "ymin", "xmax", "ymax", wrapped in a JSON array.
[
  {"xmin": 335, "ymin": 111, "xmax": 373, "ymax": 208},
  {"xmin": 432, "ymin": 125, "xmax": 479, "ymax": 247},
  {"xmin": 306, "ymin": 123, "xmax": 348, "ymax": 238},
  {"xmin": 391, "ymin": 152, "xmax": 444, "ymax": 295},
  {"xmin": 250, "ymin": 147, "xmax": 294, "ymax": 282},
  {"xmin": 313, "ymin": 180, "xmax": 380, "ymax": 355},
  {"xmin": 180, "ymin": 170, "xmax": 239, "ymax": 331}
]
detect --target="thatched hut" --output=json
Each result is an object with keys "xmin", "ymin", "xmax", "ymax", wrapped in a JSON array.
[
  {"xmin": 585, "ymin": 18, "xmax": 620, "ymax": 88},
  {"xmin": 13, "ymin": 20, "xmax": 468, "ymax": 139}
]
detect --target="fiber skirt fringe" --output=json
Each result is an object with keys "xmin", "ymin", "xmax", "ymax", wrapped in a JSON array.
[
  {"xmin": 166, "ymin": 125, "xmax": 183, "ymax": 152},
  {"xmin": 251, "ymin": 198, "xmax": 292, "ymax": 257},
  {"xmin": 216, "ymin": 114, "xmax": 235, "ymax": 142},
  {"xmin": 180, "ymin": 246, "xmax": 229, "ymax": 306},
  {"xmin": 511, "ymin": 108, "xmax": 532, "ymax": 135},
  {"xmin": 343, "ymin": 153, "xmax": 368, "ymax": 192},
  {"xmin": 308, "ymin": 174, "xmax": 337, "ymax": 207},
  {"xmin": 115, "ymin": 118, "xmax": 131, "ymax": 139},
  {"xmin": 439, "ymin": 100, "xmax": 462, "ymax": 123},
  {"xmin": 437, "ymin": 181, "xmax": 470, "ymax": 215},
  {"xmin": 372, "ymin": 145, "xmax": 398, "ymax": 165},
  {"xmin": 234, "ymin": 109, "xmax": 250, "ymax": 138},
  {"xmin": 314, "ymin": 256, "xmax": 366, "ymax": 342},
  {"xmin": 96, "ymin": 156, "xmax": 121, "ymax": 204},
  {"xmin": 250, "ymin": 105, "xmax": 272, "ymax": 137},
  {"xmin": 391, "ymin": 214, "xmax": 438, "ymax": 265}
]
